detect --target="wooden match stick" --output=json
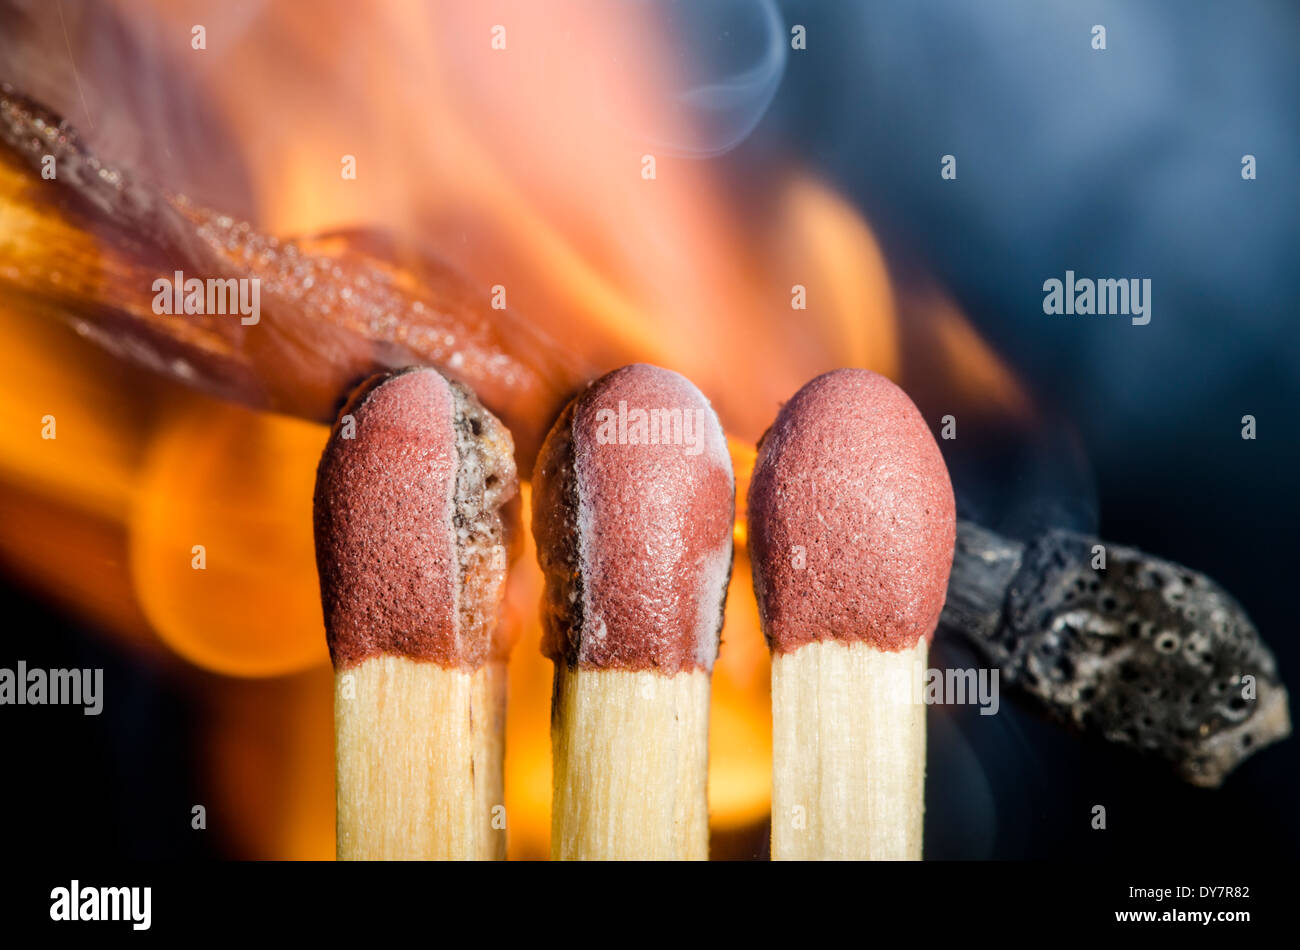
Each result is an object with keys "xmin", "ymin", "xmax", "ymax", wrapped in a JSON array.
[
  {"xmin": 748, "ymin": 369, "xmax": 955, "ymax": 860},
  {"xmin": 314, "ymin": 367, "xmax": 519, "ymax": 860},
  {"xmin": 532, "ymin": 364, "xmax": 734, "ymax": 860}
]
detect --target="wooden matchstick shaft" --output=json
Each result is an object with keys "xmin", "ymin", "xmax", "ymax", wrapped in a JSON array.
[
  {"xmin": 771, "ymin": 639, "xmax": 927, "ymax": 860},
  {"xmin": 532, "ymin": 365, "xmax": 733, "ymax": 861},
  {"xmin": 550, "ymin": 666, "xmax": 710, "ymax": 860},
  {"xmin": 335, "ymin": 656, "xmax": 506, "ymax": 860},
  {"xmin": 747, "ymin": 370, "xmax": 952, "ymax": 862},
  {"xmin": 316, "ymin": 368, "xmax": 519, "ymax": 861}
]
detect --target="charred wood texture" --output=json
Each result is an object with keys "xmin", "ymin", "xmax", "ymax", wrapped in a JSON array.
[
  {"xmin": 943, "ymin": 521, "xmax": 1290, "ymax": 787},
  {"xmin": 0, "ymin": 84, "xmax": 581, "ymax": 469}
]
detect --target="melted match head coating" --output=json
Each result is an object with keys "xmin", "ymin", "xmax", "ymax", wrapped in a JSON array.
[
  {"xmin": 314, "ymin": 368, "xmax": 518, "ymax": 671},
  {"xmin": 747, "ymin": 369, "xmax": 955, "ymax": 654},
  {"xmin": 532, "ymin": 364, "xmax": 735, "ymax": 673}
]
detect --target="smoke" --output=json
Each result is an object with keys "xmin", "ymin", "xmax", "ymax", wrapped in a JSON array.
[
  {"xmin": 603, "ymin": 0, "xmax": 788, "ymax": 157},
  {"xmin": 0, "ymin": 0, "xmax": 259, "ymax": 217}
]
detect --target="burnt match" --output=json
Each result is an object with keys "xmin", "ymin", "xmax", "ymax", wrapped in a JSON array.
[
  {"xmin": 749, "ymin": 368, "xmax": 956, "ymax": 860},
  {"xmin": 314, "ymin": 367, "xmax": 519, "ymax": 859},
  {"xmin": 943, "ymin": 520, "xmax": 1291, "ymax": 787},
  {"xmin": 532, "ymin": 364, "xmax": 734, "ymax": 860}
]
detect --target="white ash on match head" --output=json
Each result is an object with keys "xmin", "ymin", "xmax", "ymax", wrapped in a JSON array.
[{"xmin": 532, "ymin": 364, "xmax": 734, "ymax": 674}]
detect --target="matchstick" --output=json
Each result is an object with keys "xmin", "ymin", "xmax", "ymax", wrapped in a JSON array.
[
  {"xmin": 314, "ymin": 367, "xmax": 519, "ymax": 860},
  {"xmin": 748, "ymin": 369, "xmax": 955, "ymax": 860},
  {"xmin": 532, "ymin": 364, "xmax": 734, "ymax": 860}
]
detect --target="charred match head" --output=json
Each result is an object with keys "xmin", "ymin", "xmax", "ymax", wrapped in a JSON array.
[
  {"xmin": 532, "ymin": 364, "xmax": 734, "ymax": 673},
  {"xmin": 748, "ymin": 368, "xmax": 956, "ymax": 654},
  {"xmin": 314, "ymin": 367, "xmax": 519, "ymax": 671}
]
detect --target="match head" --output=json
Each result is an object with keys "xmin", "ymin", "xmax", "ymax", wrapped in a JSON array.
[
  {"xmin": 532, "ymin": 364, "xmax": 734, "ymax": 673},
  {"xmin": 314, "ymin": 367, "xmax": 519, "ymax": 671},
  {"xmin": 748, "ymin": 369, "xmax": 955, "ymax": 654}
]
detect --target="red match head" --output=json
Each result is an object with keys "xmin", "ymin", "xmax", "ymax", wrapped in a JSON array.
[
  {"xmin": 532, "ymin": 364, "xmax": 735, "ymax": 673},
  {"xmin": 747, "ymin": 369, "xmax": 955, "ymax": 654},
  {"xmin": 314, "ymin": 367, "xmax": 519, "ymax": 671}
]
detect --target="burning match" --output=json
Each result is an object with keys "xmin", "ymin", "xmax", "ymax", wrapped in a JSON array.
[
  {"xmin": 314, "ymin": 367, "xmax": 518, "ymax": 859},
  {"xmin": 749, "ymin": 369, "xmax": 956, "ymax": 859},
  {"xmin": 532, "ymin": 364, "xmax": 734, "ymax": 859}
]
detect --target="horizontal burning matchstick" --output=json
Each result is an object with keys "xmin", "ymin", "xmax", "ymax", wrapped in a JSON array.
[
  {"xmin": 0, "ymin": 84, "xmax": 580, "ymax": 467},
  {"xmin": 532, "ymin": 364, "xmax": 734, "ymax": 860},
  {"xmin": 749, "ymin": 368, "xmax": 956, "ymax": 859},
  {"xmin": 314, "ymin": 367, "xmax": 519, "ymax": 859}
]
